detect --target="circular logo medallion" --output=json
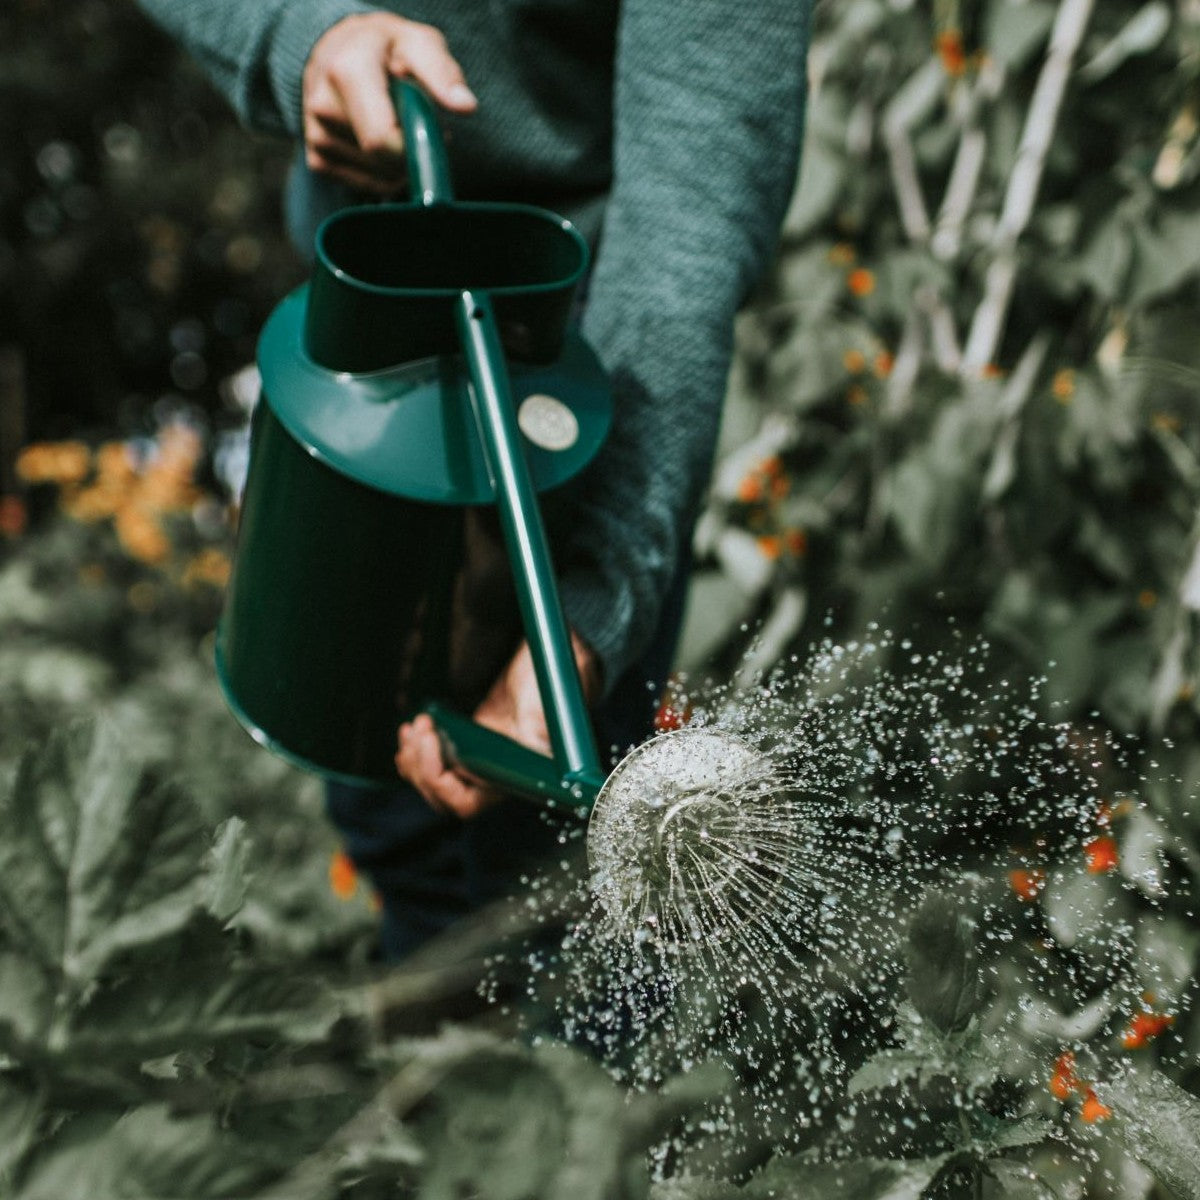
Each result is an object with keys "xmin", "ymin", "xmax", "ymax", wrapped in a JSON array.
[{"xmin": 517, "ymin": 393, "xmax": 579, "ymax": 452}]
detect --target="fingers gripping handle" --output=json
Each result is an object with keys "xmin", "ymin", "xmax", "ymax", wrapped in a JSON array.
[{"xmin": 389, "ymin": 77, "xmax": 453, "ymax": 205}]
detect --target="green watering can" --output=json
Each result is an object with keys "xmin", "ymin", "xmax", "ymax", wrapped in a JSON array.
[
  {"xmin": 216, "ymin": 79, "xmax": 779, "ymax": 942},
  {"xmin": 215, "ymin": 79, "xmax": 611, "ymax": 807}
]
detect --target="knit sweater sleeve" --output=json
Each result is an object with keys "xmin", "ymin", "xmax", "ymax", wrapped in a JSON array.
[
  {"xmin": 136, "ymin": 0, "xmax": 374, "ymax": 135},
  {"xmin": 557, "ymin": 0, "xmax": 812, "ymax": 690}
]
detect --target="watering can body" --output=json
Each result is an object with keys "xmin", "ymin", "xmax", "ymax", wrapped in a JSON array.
[{"xmin": 215, "ymin": 161, "xmax": 612, "ymax": 786}]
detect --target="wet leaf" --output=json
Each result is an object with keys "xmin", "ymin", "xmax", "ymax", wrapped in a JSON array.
[
  {"xmin": 1103, "ymin": 1071, "xmax": 1200, "ymax": 1200},
  {"xmin": 904, "ymin": 891, "xmax": 983, "ymax": 1035},
  {"xmin": 744, "ymin": 1154, "xmax": 950, "ymax": 1199}
]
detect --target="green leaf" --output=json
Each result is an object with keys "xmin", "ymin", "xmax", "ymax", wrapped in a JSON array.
[
  {"xmin": 0, "ymin": 719, "xmax": 207, "ymax": 987},
  {"xmin": 0, "ymin": 1076, "xmax": 43, "ymax": 1191},
  {"xmin": 985, "ymin": 1160, "xmax": 1056, "ymax": 1200},
  {"xmin": 848, "ymin": 1049, "xmax": 929, "ymax": 1096},
  {"xmin": 1078, "ymin": 3, "xmax": 1172, "ymax": 83},
  {"xmin": 986, "ymin": 0, "xmax": 1057, "ymax": 68},
  {"xmin": 1077, "ymin": 215, "xmax": 1134, "ymax": 302},
  {"xmin": 15, "ymin": 1104, "xmax": 278, "ymax": 1200},
  {"xmin": 71, "ymin": 949, "xmax": 343, "ymax": 1061},
  {"xmin": 904, "ymin": 891, "xmax": 983, "ymax": 1035},
  {"xmin": 203, "ymin": 816, "xmax": 252, "ymax": 923},
  {"xmin": 1104, "ymin": 1071, "xmax": 1200, "ymax": 1200},
  {"xmin": 744, "ymin": 1155, "xmax": 950, "ymax": 1200}
]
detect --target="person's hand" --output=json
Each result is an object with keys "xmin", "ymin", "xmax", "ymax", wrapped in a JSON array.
[
  {"xmin": 302, "ymin": 12, "xmax": 477, "ymax": 194},
  {"xmin": 396, "ymin": 634, "xmax": 601, "ymax": 818}
]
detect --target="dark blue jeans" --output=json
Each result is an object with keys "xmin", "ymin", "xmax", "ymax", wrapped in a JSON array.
[{"xmin": 326, "ymin": 554, "xmax": 690, "ymax": 960}]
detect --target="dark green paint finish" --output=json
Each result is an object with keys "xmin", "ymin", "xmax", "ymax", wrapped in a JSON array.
[
  {"xmin": 258, "ymin": 288, "xmax": 611, "ymax": 506},
  {"xmin": 216, "ymin": 401, "xmax": 468, "ymax": 782}
]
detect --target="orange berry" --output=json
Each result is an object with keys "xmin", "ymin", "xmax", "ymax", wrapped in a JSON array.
[
  {"xmin": 1080, "ymin": 1087, "xmax": 1112, "ymax": 1123},
  {"xmin": 1009, "ymin": 868, "xmax": 1046, "ymax": 903},
  {"xmin": 1121, "ymin": 1010, "xmax": 1174, "ymax": 1050},
  {"xmin": 873, "ymin": 351, "xmax": 894, "ymax": 378},
  {"xmin": 981, "ymin": 363, "xmax": 1005, "ymax": 380},
  {"xmin": 757, "ymin": 534, "xmax": 783, "ymax": 561},
  {"xmin": 1052, "ymin": 369, "xmax": 1075, "ymax": 402},
  {"xmin": 1049, "ymin": 1051, "xmax": 1079, "ymax": 1101},
  {"xmin": 1084, "ymin": 835, "xmax": 1119, "ymax": 874},
  {"xmin": 847, "ymin": 267, "xmax": 876, "ymax": 297},
  {"xmin": 770, "ymin": 474, "xmax": 791, "ymax": 500},
  {"xmin": 847, "ymin": 384, "xmax": 869, "ymax": 407},
  {"xmin": 828, "ymin": 242, "xmax": 856, "ymax": 266},
  {"xmin": 329, "ymin": 849, "xmax": 359, "ymax": 900},
  {"xmin": 785, "ymin": 529, "xmax": 808, "ymax": 557},
  {"xmin": 0, "ymin": 494, "xmax": 26, "ymax": 538},
  {"xmin": 737, "ymin": 475, "xmax": 765, "ymax": 504},
  {"xmin": 935, "ymin": 29, "xmax": 967, "ymax": 76},
  {"xmin": 843, "ymin": 349, "xmax": 867, "ymax": 374},
  {"xmin": 760, "ymin": 455, "xmax": 784, "ymax": 479},
  {"xmin": 654, "ymin": 698, "xmax": 692, "ymax": 733},
  {"xmin": 1138, "ymin": 589, "xmax": 1158, "ymax": 610}
]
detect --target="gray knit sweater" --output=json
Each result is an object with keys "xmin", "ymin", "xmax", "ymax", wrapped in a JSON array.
[{"xmin": 138, "ymin": 0, "xmax": 811, "ymax": 690}]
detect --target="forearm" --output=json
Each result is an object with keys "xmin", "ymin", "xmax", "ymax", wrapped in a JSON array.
[
  {"xmin": 136, "ymin": 0, "xmax": 372, "ymax": 134},
  {"xmin": 560, "ymin": 0, "xmax": 812, "ymax": 687}
]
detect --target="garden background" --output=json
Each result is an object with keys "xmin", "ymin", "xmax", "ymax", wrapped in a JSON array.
[{"xmin": 2, "ymin": 0, "xmax": 1200, "ymax": 1196}]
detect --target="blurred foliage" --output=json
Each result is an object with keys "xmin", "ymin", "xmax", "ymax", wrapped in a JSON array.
[
  {"xmin": 0, "ymin": 0, "xmax": 300, "ymax": 445},
  {"xmin": 3, "ymin": 0, "xmax": 1200, "ymax": 1197}
]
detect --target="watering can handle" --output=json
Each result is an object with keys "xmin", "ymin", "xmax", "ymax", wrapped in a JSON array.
[{"xmin": 389, "ymin": 77, "xmax": 454, "ymax": 206}]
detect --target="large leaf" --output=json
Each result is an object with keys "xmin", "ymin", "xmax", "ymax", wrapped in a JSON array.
[
  {"xmin": 904, "ymin": 891, "xmax": 983, "ymax": 1035},
  {"xmin": 0, "ymin": 718, "xmax": 207, "ymax": 988},
  {"xmin": 14, "ymin": 1104, "xmax": 280, "ymax": 1200},
  {"xmin": 1104, "ymin": 1071, "xmax": 1200, "ymax": 1200},
  {"xmin": 743, "ymin": 1154, "xmax": 950, "ymax": 1200}
]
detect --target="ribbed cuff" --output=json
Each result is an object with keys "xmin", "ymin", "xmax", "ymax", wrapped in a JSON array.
[
  {"xmin": 267, "ymin": 0, "xmax": 377, "ymax": 135},
  {"xmin": 558, "ymin": 572, "xmax": 639, "ymax": 701}
]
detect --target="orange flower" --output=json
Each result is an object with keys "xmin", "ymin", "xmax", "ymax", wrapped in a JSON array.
[
  {"xmin": 1080, "ymin": 1087, "xmax": 1112, "ymax": 1123},
  {"xmin": 828, "ymin": 242, "xmax": 856, "ymax": 266},
  {"xmin": 873, "ymin": 351, "xmax": 895, "ymax": 378},
  {"xmin": 1049, "ymin": 1051, "xmax": 1079, "ymax": 1101},
  {"xmin": 935, "ymin": 29, "xmax": 967, "ymax": 76},
  {"xmin": 114, "ymin": 506, "xmax": 171, "ymax": 565},
  {"xmin": 329, "ymin": 849, "xmax": 359, "ymax": 900},
  {"xmin": 183, "ymin": 547, "xmax": 232, "ymax": 588},
  {"xmin": 847, "ymin": 267, "xmax": 876, "ymax": 297},
  {"xmin": 1009, "ymin": 868, "xmax": 1046, "ymax": 902},
  {"xmin": 15, "ymin": 440, "xmax": 92, "ymax": 485},
  {"xmin": 757, "ymin": 534, "xmax": 783, "ymax": 561},
  {"xmin": 1052, "ymin": 369, "xmax": 1075, "ymax": 402},
  {"xmin": 1121, "ymin": 1009, "xmax": 1174, "ymax": 1050},
  {"xmin": 785, "ymin": 529, "xmax": 808, "ymax": 557},
  {"xmin": 95, "ymin": 441, "xmax": 136, "ymax": 483},
  {"xmin": 1084, "ymin": 835, "xmax": 1119, "ymax": 874},
  {"xmin": 843, "ymin": 349, "xmax": 867, "ymax": 374},
  {"xmin": 0, "ymin": 494, "xmax": 26, "ymax": 538}
]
